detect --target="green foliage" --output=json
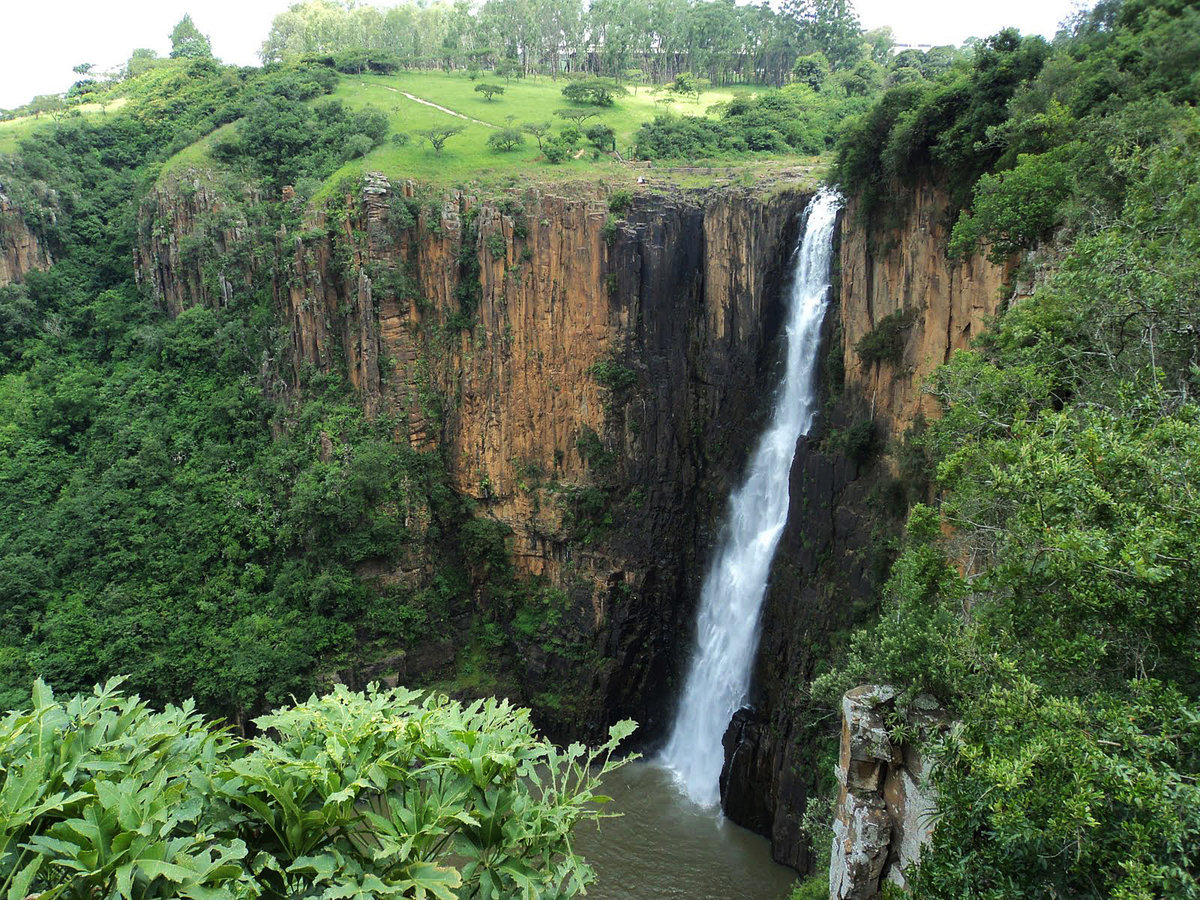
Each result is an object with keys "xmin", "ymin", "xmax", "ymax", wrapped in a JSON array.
[
  {"xmin": 473, "ymin": 83, "xmax": 505, "ymax": 101},
  {"xmin": 948, "ymin": 147, "xmax": 1074, "ymax": 261},
  {"xmin": 822, "ymin": 103, "xmax": 1200, "ymax": 897},
  {"xmin": 0, "ymin": 679, "xmax": 636, "ymax": 900},
  {"xmin": 587, "ymin": 354, "xmax": 637, "ymax": 393},
  {"xmin": 606, "ymin": 190, "xmax": 633, "ymax": 215},
  {"xmin": 854, "ymin": 308, "xmax": 916, "ymax": 366},
  {"xmin": 225, "ymin": 96, "xmax": 389, "ymax": 186},
  {"xmin": 169, "ymin": 14, "xmax": 213, "ymax": 60},
  {"xmin": 414, "ymin": 126, "xmax": 465, "ymax": 155},
  {"xmin": 561, "ymin": 79, "xmax": 625, "ymax": 107},
  {"xmin": 486, "ymin": 127, "xmax": 524, "ymax": 152},
  {"xmin": 584, "ymin": 123, "xmax": 616, "ymax": 151},
  {"xmin": 634, "ymin": 83, "xmax": 874, "ymax": 160}
]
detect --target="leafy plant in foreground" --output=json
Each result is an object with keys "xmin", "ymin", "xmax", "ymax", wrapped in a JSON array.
[{"xmin": 0, "ymin": 679, "xmax": 636, "ymax": 900}]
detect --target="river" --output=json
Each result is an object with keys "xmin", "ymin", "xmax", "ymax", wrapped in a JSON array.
[{"xmin": 574, "ymin": 761, "xmax": 799, "ymax": 900}]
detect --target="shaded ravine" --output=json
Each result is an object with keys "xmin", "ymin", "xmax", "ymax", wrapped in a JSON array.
[{"xmin": 660, "ymin": 190, "xmax": 842, "ymax": 806}]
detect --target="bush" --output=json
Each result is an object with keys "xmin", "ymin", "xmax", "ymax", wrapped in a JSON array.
[
  {"xmin": 341, "ymin": 132, "xmax": 375, "ymax": 161},
  {"xmin": 486, "ymin": 127, "xmax": 525, "ymax": 152},
  {"xmin": 0, "ymin": 679, "xmax": 636, "ymax": 900},
  {"xmin": 855, "ymin": 308, "xmax": 916, "ymax": 366},
  {"xmin": 585, "ymin": 123, "xmax": 616, "ymax": 151},
  {"xmin": 543, "ymin": 140, "xmax": 568, "ymax": 163}
]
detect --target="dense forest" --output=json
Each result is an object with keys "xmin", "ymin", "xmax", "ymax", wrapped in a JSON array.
[
  {"xmin": 0, "ymin": 0, "xmax": 1198, "ymax": 897},
  {"xmin": 813, "ymin": 0, "xmax": 1200, "ymax": 896}
]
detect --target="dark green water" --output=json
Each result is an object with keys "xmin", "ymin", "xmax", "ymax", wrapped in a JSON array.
[{"xmin": 573, "ymin": 762, "xmax": 798, "ymax": 900}]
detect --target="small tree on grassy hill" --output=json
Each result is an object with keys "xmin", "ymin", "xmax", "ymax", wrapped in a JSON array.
[
  {"xmin": 522, "ymin": 120, "xmax": 552, "ymax": 149},
  {"xmin": 586, "ymin": 123, "xmax": 616, "ymax": 151},
  {"xmin": 496, "ymin": 59, "xmax": 523, "ymax": 82},
  {"xmin": 415, "ymin": 125, "xmax": 465, "ymax": 154},
  {"xmin": 561, "ymin": 78, "xmax": 625, "ymax": 106},
  {"xmin": 170, "ymin": 14, "xmax": 213, "ymax": 60},
  {"xmin": 554, "ymin": 108, "xmax": 601, "ymax": 128},
  {"xmin": 487, "ymin": 128, "xmax": 525, "ymax": 152},
  {"xmin": 475, "ymin": 83, "xmax": 505, "ymax": 101}
]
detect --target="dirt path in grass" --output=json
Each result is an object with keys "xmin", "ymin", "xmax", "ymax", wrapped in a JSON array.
[{"xmin": 376, "ymin": 84, "xmax": 498, "ymax": 128}]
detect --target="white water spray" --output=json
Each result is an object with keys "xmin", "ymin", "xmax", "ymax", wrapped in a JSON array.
[{"xmin": 660, "ymin": 189, "xmax": 842, "ymax": 806}]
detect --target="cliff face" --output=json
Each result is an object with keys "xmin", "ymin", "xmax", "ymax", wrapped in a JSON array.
[
  {"xmin": 135, "ymin": 176, "xmax": 258, "ymax": 317},
  {"xmin": 136, "ymin": 170, "xmax": 812, "ymax": 742},
  {"xmin": 838, "ymin": 182, "xmax": 1013, "ymax": 430},
  {"xmin": 0, "ymin": 196, "xmax": 50, "ymax": 287}
]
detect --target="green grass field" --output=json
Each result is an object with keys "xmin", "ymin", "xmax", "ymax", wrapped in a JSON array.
[
  {"xmin": 151, "ymin": 69, "xmax": 819, "ymax": 194},
  {"xmin": 315, "ymin": 71, "xmax": 768, "ymax": 192},
  {"xmin": 0, "ymin": 98, "xmax": 128, "ymax": 153}
]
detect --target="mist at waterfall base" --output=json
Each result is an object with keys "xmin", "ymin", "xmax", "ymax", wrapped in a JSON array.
[{"xmin": 576, "ymin": 192, "xmax": 842, "ymax": 899}]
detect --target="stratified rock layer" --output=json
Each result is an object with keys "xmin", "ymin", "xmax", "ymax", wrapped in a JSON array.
[{"xmin": 135, "ymin": 170, "xmax": 813, "ymax": 743}]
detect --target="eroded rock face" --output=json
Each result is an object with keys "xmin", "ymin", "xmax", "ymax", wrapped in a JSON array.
[
  {"xmin": 829, "ymin": 685, "xmax": 949, "ymax": 899},
  {"xmin": 0, "ymin": 195, "xmax": 51, "ymax": 286},
  {"xmin": 134, "ymin": 170, "xmax": 813, "ymax": 743},
  {"xmin": 838, "ymin": 181, "xmax": 1014, "ymax": 431},
  {"xmin": 134, "ymin": 173, "xmax": 259, "ymax": 317}
]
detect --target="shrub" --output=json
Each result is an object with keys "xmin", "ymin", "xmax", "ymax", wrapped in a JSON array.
[
  {"xmin": 855, "ymin": 308, "xmax": 917, "ymax": 366},
  {"xmin": 0, "ymin": 679, "xmax": 636, "ymax": 900},
  {"xmin": 486, "ymin": 127, "xmax": 525, "ymax": 152},
  {"xmin": 543, "ymin": 140, "xmax": 568, "ymax": 163}
]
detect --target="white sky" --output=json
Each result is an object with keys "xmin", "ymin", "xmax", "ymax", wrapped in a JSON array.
[{"xmin": 0, "ymin": 0, "xmax": 1085, "ymax": 110}]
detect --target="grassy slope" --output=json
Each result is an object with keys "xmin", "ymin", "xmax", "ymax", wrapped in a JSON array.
[
  {"xmin": 153, "ymin": 69, "xmax": 822, "ymax": 193},
  {"xmin": 0, "ymin": 98, "xmax": 128, "ymax": 153}
]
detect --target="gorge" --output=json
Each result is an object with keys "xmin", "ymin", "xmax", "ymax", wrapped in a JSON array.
[{"xmin": 4, "ymin": 4, "xmax": 1198, "ymax": 893}]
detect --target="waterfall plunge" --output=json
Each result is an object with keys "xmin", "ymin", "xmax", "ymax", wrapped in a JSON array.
[{"xmin": 660, "ymin": 189, "xmax": 842, "ymax": 807}]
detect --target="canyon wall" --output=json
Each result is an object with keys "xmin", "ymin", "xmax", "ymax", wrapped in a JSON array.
[
  {"xmin": 134, "ymin": 170, "xmax": 1019, "ymax": 878},
  {"xmin": 838, "ymin": 182, "xmax": 1015, "ymax": 430},
  {"xmin": 0, "ymin": 195, "xmax": 50, "ymax": 287},
  {"xmin": 135, "ymin": 170, "xmax": 813, "ymax": 742}
]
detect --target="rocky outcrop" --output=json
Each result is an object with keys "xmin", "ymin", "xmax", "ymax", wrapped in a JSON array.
[
  {"xmin": 0, "ymin": 195, "xmax": 50, "ymax": 286},
  {"xmin": 134, "ymin": 172, "xmax": 258, "ymax": 317},
  {"xmin": 839, "ymin": 181, "xmax": 1014, "ymax": 431},
  {"xmin": 830, "ymin": 685, "xmax": 949, "ymax": 899}
]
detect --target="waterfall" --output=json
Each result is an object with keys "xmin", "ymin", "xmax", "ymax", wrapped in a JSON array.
[{"xmin": 660, "ymin": 189, "xmax": 842, "ymax": 806}]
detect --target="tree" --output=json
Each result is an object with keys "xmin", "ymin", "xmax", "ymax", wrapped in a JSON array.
[
  {"xmin": 126, "ymin": 48, "xmax": 158, "ymax": 78},
  {"xmin": 474, "ymin": 82, "xmax": 505, "ymax": 101},
  {"xmin": 522, "ymin": 120, "xmax": 553, "ymax": 149},
  {"xmin": 554, "ymin": 107, "xmax": 601, "ymax": 127},
  {"xmin": 414, "ymin": 125, "xmax": 465, "ymax": 153},
  {"xmin": 561, "ymin": 78, "xmax": 625, "ymax": 106},
  {"xmin": 585, "ymin": 123, "xmax": 616, "ymax": 150},
  {"xmin": 72, "ymin": 63, "xmax": 95, "ymax": 77},
  {"xmin": 793, "ymin": 52, "xmax": 831, "ymax": 90},
  {"xmin": 487, "ymin": 127, "xmax": 525, "ymax": 151},
  {"xmin": 169, "ymin": 14, "xmax": 213, "ymax": 60},
  {"xmin": 495, "ymin": 59, "xmax": 523, "ymax": 82}
]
